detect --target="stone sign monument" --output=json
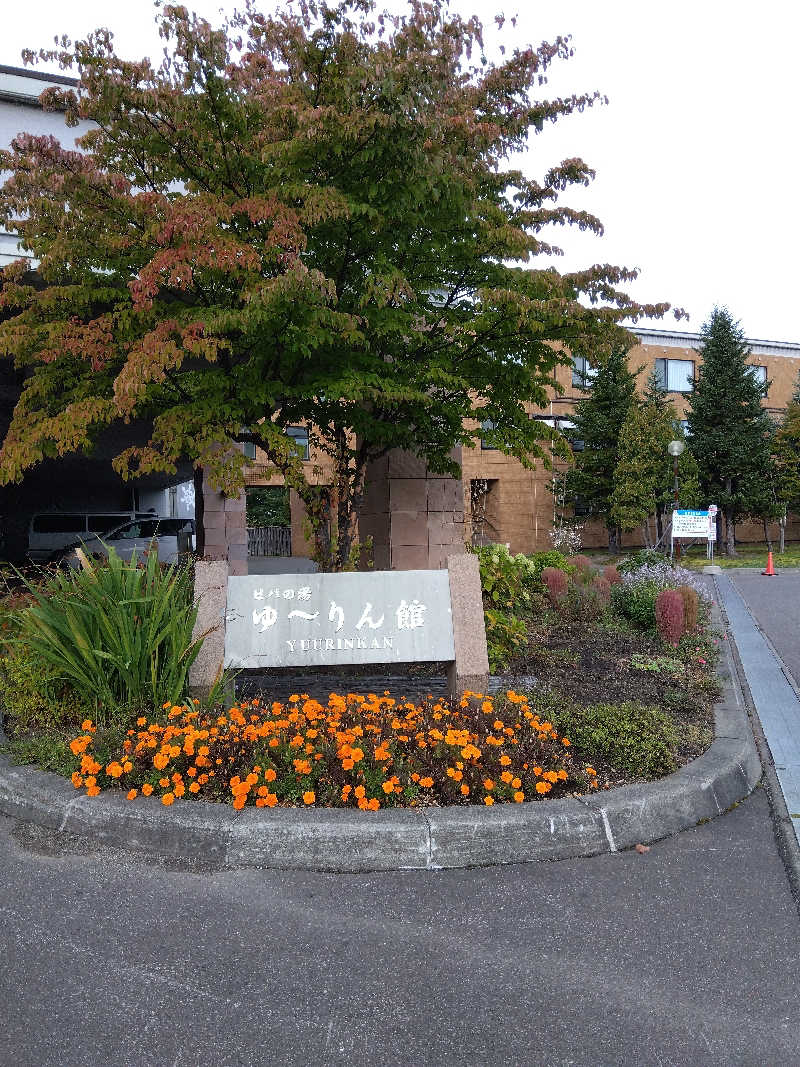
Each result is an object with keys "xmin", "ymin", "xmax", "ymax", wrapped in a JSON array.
[{"xmin": 190, "ymin": 554, "xmax": 489, "ymax": 701}]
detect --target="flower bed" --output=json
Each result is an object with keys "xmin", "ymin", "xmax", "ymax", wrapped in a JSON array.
[{"xmin": 67, "ymin": 690, "xmax": 599, "ymax": 811}]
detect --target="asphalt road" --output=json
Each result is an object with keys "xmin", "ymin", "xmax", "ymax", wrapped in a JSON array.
[
  {"xmin": 729, "ymin": 568, "xmax": 800, "ymax": 688},
  {"xmin": 2, "ymin": 787, "xmax": 799, "ymax": 1067}
]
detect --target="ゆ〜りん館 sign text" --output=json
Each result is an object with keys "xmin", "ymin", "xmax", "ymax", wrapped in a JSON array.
[{"xmin": 224, "ymin": 570, "xmax": 455, "ymax": 668}]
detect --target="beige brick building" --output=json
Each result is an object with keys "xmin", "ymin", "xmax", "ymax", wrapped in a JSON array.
[{"xmin": 246, "ymin": 328, "xmax": 800, "ymax": 559}]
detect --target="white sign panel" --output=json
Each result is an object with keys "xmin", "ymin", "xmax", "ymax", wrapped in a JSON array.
[
  {"xmin": 672, "ymin": 509, "xmax": 714, "ymax": 540},
  {"xmin": 224, "ymin": 570, "xmax": 456, "ymax": 668}
]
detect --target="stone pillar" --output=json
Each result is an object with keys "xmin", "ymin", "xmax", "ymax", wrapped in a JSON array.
[
  {"xmin": 359, "ymin": 448, "xmax": 465, "ymax": 570},
  {"xmin": 201, "ymin": 471, "xmax": 248, "ymax": 577}
]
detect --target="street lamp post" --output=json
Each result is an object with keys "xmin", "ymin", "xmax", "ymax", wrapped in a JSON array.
[{"xmin": 667, "ymin": 439, "xmax": 686, "ymax": 560}]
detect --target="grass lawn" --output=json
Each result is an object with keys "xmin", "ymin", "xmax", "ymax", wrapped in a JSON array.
[{"xmin": 582, "ymin": 543, "xmax": 800, "ymax": 571}]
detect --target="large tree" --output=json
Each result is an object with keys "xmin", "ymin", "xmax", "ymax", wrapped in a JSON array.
[
  {"xmin": 609, "ymin": 375, "xmax": 699, "ymax": 547},
  {"xmin": 566, "ymin": 347, "xmax": 638, "ymax": 552},
  {"xmin": 0, "ymin": 0, "xmax": 672, "ymax": 567},
  {"xmin": 687, "ymin": 307, "xmax": 775, "ymax": 556}
]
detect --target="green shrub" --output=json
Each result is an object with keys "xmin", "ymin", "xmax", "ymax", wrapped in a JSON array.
[
  {"xmin": 551, "ymin": 700, "xmax": 679, "ymax": 778},
  {"xmin": 612, "ymin": 578, "xmax": 662, "ymax": 629},
  {"xmin": 476, "ymin": 545, "xmax": 539, "ymax": 612},
  {"xmin": 484, "ymin": 608, "xmax": 528, "ymax": 673},
  {"xmin": 528, "ymin": 550, "xmax": 570, "ymax": 578},
  {"xmin": 0, "ymin": 643, "xmax": 86, "ymax": 733},
  {"xmin": 14, "ymin": 549, "xmax": 204, "ymax": 719}
]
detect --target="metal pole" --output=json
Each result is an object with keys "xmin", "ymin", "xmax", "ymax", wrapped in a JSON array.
[{"xmin": 673, "ymin": 456, "xmax": 681, "ymax": 561}]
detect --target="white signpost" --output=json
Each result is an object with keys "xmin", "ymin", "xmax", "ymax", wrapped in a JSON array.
[{"xmin": 671, "ymin": 508, "xmax": 717, "ymax": 562}]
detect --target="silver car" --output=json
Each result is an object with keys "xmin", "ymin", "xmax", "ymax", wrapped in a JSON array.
[{"xmin": 57, "ymin": 518, "xmax": 196, "ymax": 567}]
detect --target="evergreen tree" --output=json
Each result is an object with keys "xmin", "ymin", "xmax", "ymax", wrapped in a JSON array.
[
  {"xmin": 687, "ymin": 307, "xmax": 775, "ymax": 556},
  {"xmin": 610, "ymin": 380, "xmax": 700, "ymax": 548},
  {"xmin": 566, "ymin": 348, "xmax": 638, "ymax": 552},
  {"xmin": 773, "ymin": 401, "xmax": 800, "ymax": 550}
]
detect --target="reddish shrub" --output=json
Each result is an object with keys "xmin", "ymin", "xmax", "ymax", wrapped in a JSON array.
[
  {"xmin": 655, "ymin": 589, "xmax": 685, "ymax": 646},
  {"xmin": 591, "ymin": 575, "xmax": 611, "ymax": 607},
  {"xmin": 568, "ymin": 554, "xmax": 593, "ymax": 574},
  {"xmin": 676, "ymin": 585, "xmax": 699, "ymax": 632},
  {"xmin": 541, "ymin": 567, "xmax": 568, "ymax": 607},
  {"xmin": 603, "ymin": 564, "xmax": 622, "ymax": 586}
]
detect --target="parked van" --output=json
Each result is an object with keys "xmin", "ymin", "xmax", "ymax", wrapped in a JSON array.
[{"xmin": 27, "ymin": 511, "xmax": 157, "ymax": 561}]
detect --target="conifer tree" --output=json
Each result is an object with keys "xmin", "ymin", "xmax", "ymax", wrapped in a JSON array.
[
  {"xmin": 610, "ymin": 375, "xmax": 700, "ymax": 547},
  {"xmin": 566, "ymin": 347, "xmax": 637, "ymax": 552},
  {"xmin": 773, "ymin": 400, "xmax": 800, "ymax": 550},
  {"xmin": 687, "ymin": 308, "xmax": 775, "ymax": 556}
]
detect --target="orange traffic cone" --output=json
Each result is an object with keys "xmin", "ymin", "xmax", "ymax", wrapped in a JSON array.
[{"xmin": 762, "ymin": 551, "xmax": 777, "ymax": 576}]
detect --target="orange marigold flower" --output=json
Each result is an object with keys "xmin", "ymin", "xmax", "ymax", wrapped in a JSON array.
[
  {"xmin": 562, "ymin": 738, "xmax": 570, "ymax": 747},
  {"xmin": 367, "ymin": 798, "xmax": 380, "ymax": 811},
  {"xmin": 232, "ymin": 795, "xmax": 246, "ymax": 810},
  {"xmin": 303, "ymin": 791, "xmax": 316, "ymax": 805},
  {"xmin": 189, "ymin": 782, "xmax": 200, "ymax": 794},
  {"xmin": 341, "ymin": 758, "xmax": 355, "ymax": 771},
  {"xmin": 382, "ymin": 781, "xmax": 394, "ymax": 794},
  {"xmin": 354, "ymin": 785, "xmax": 366, "ymax": 799},
  {"xmin": 126, "ymin": 789, "xmax": 138, "ymax": 801},
  {"xmin": 557, "ymin": 769, "xmax": 568, "ymax": 781},
  {"xmin": 141, "ymin": 783, "xmax": 154, "ymax": 797},
  {"xmin": 122, "ymin": 761, "xmax": 133, "ymax": 773},
  {"xmin": 174, "ymin": 783, "xmax": 186, "ymax": 798},
  {"xmin": 69, "ymin": 736, "xmax": 91, "ymax": 756},
  {"xmin": 483, "ymin": 778, "xmax": 495, "ymax": 791},
  {"xmin": 86, "ymin": 785, "xmax": 101, "ymax": 797},
  {"xmin": 264, "ymin": 768, "xmax": 277, "ymax": 782},
  {"xmin": 484, "ymin": 796, "xmax": 495, "ymax": 806},
  {"xmin": 159, "ymin": 777, "xmax": 170, "ymax": 788},
  {"xmin": 460, "ymin": 784, "xmax": 470, "ymax": 796},
  {"xmin": 152, "ymin": 752, "xmax": 169, "ymax": 771},
  {"xmin": 511, "ymin": 777, "xmax": 522, "ymax": 790},
  {"xmin": 514, "ymin": 790, "xmax": 525, "ymax": 803},
  {"xmin": 106, "ymin": 762, "xmax": 124, "ymax": 779},
  {"xmin": 501, "ymin": 770, "xmax": 513, "ymax": 784},
  {"xmin": 341, "ymin": 784, "xmax": 352, "ymax": 800},
  {"xmin": 586, "ymin": 767, "xmax": 597, "ymax": 776},
  {"xmin": 419, "ymin": 777, "xmax": 434, "ymax": 788},
  {"xmin": 136, "ymin": 716, "xmax": 147, "ymax": 727},
  {"xmin": 162, "ymin": 792, "xmax": 175, "ymax": 806},
  {"xmin": 265, "ymin": 793, "xmax": 278, "ymax": 807},
  {"xmin": 71, "ymin": 772, "xmax": 83, "ymax": 789},
  {"xmin": 499, "ymin": 754, "xmax": 511, "ymax": 766},
  {"xmin": 535, "ymin": 781, "xmax": 552, "ymax": 794}
]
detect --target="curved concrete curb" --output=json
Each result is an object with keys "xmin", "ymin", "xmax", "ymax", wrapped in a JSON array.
[{"xmin": 0, "ymin": 660, "xmax": 761, "ymax": 871}]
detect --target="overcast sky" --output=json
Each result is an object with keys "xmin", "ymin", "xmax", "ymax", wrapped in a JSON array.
[{"xmin": 4, "ymin": 1, "xmax": 799, "ymax": 342}]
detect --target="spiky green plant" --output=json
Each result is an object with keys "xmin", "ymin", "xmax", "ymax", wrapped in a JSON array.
[{"xmin": 15, "ymin": 549, "xmax": 205, "ymax": 719}]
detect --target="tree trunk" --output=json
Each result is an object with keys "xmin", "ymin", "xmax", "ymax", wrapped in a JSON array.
[
  {"xmin": 763, "ymin": 517, "xmax": 773, "ymax": 553},
  {"xmin": 194, "ymin": 465, "xmax": 205, "ymax": 558},
  {"xmin": 655, "ymin": 506, "xmax": 664, "ymax": 546},
  {"xmin": 607, "ymin": 525, "xmax": 621, "ymax": 555},
  {"xmin": 724, "ymin": 509, "xmax": 736, "ymax": 557},
  {"xmin": 780, "ymin": 513, "xmax": 787, "ymax": 554},
  {"xmin": 641, "ymin": 519, "xmax": 652, "ymax": 550}
]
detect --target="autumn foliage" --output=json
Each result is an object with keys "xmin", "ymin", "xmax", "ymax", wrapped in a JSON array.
[{"xmin": 0, "ymin": 0, "xmax": 675, "ymax": 567}]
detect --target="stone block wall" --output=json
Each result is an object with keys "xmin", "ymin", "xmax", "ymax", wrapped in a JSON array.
[
  {"xmin": 359, "ymin": 448, "xmax": 466, "ymax": 570},
  {"xmin": 202, "ymin": 471, "xmax": 248, "ymax": 576}
]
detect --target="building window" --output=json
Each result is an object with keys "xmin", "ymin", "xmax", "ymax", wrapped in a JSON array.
[
  {"xmin": 287, "ymin": 425, "xmax": 310, "ymax": 461},
  {"xmin": 480, "ymin": 419, "xmax": 497, "ymax": 450},
  {"xmin": 747, "ymin": 365, "xmax": 768, "ymax": 391},
  {"xmin": 530, "ymin": 414, "xmax": 584, "ymax": 451},
  {"xmin": 677, "ymin": 419, "xmax": 691, "ymax": 437},
  {"xmin": 242, "ymin": 440, "xmax": 257, "ymax": 460},
  {"xmin": 572, "ymin": 356, "xmax": 596, "ymax": 388},
  {"xmin": 654, "ymin": 358, "xmax": 694, "ymax": 393}
]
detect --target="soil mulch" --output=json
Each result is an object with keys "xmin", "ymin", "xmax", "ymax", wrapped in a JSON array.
[{"xmin": 498, "ymin": 619, "xmax": 719, "ymax": 788}]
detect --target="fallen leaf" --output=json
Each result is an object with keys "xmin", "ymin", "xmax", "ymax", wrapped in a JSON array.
[{"xmin": 635, "ymin": 843, "xmax": 650, "ymax": 854}]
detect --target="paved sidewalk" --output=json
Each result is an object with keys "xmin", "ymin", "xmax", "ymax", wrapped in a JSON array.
[{"xmin": 715, "ymin": 572, "xmax": 800, "ymax": 843}]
